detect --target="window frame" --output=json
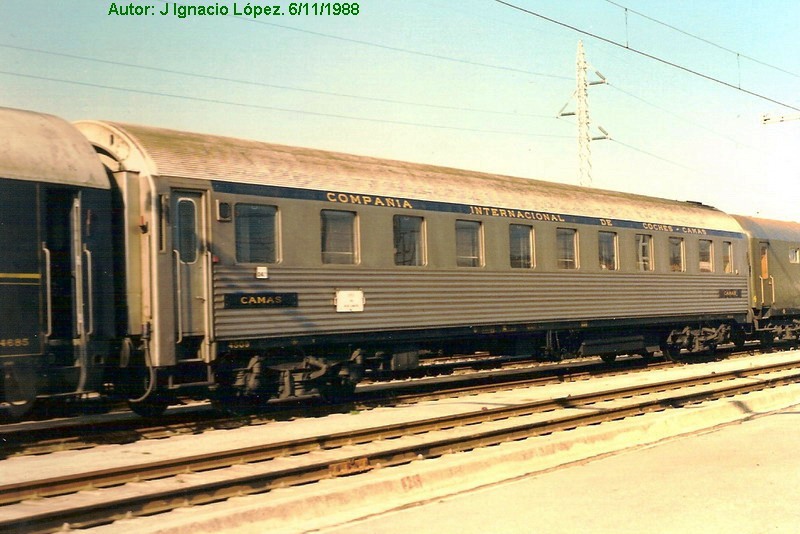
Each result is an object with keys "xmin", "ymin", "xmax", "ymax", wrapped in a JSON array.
[
  {"xmin": 556, "ymin": 227, "xmax": 579, "ymax": 270},
  {"xmin": 234, "ymin": 203, "xmax": 279, "ymax": 264},
  {"xmin": 669, "ymin": 236, "xmax": 685, "ymax": 272},
  {"xmin": 176, "ymin": 198, "xmax": 198, "ymax": 264},
  {"xmin": 320, "ymin": 209, "xmax": 359, "ymax": 265},
  {"xmin": 723, "ymin": 241, "xmax": 734, "ymax": 273},
  {"xmin": 635, "ymin": 233, "xmax": 654, "ymax": 272},
  {"xmin": 698, "ymin": 239, "xmax": 714, "ymax": 273},
  {"xmin": 393, "ymin": 214, "xmax": 426, "ymax": 267},
  {"xmin": 598, "ymin": 231, "xmax": 618, "ymax": 271},
  {"xmin": 509, "ymin": 223, "xmax": 535, "ymax": 269},
  {"xmin": 455, "ymin": 219, "xmax": 484, "ymax": 268}
]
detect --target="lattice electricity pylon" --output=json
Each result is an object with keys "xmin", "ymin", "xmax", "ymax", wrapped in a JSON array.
[{"xmin": 558, "ymin": 41, "xmax": 609, "ymax": 187}]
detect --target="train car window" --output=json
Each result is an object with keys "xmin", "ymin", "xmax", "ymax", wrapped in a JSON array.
[
  {"xmin": 456, "ymin": 220, "xmax": 483, "ymax": 267},
  {"xmin": 393, "ymin": 215, "xmax": 425, "ymax": 266},
  {"xmin": 790, "ymin": 249, "xmax": 800, "ymax": 264},
  {"xmin": 669, "ymin": 237, "xmax": 685, "ymax": 272},
  {"xmin": 723, "ymin": 241, "xmax": 734, "ymax": 273},
  {"xmin": 176, "ymin": 199, "xmax": 197, "ymax": 263},
  {"xmin": 321, "ymin": 210, "xmax": 358, "ymax": 264},
  {"xmin": 217, "ymin": 201, "xmax": 232, "ymax": 222},
  {"xmin": 158, "ymin": 194, "xmax": 169, "ymax": 252},
  {"xmin": 557, "ymin": 228, "xmax": 578, "ymax": 269},
  {"xmin": 760, "ymin": 242, "xmax": 769, "ymax": 278},
  {"xmin": 699, "ymin": 239, "xmax": 714, "ymax": 272},
  {"xmin": 235, "ymin": 204, "xmax": 278, "ymax": 263},
  {"xmin": 635, "ymin": 234, "xmax": 654, "ymax": 271},
  {"xmin": 598, "ymin": 231, "xmax": 617, "ymax": 271},
  {"xmin": 509, "ymin": 224, "xmax": 534, "ymax": 268}
]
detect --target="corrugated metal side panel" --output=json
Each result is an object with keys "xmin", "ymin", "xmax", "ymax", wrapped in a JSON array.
[{"xmin": 212, "ymin": 267, "xmax": 749, "ymax": 340}]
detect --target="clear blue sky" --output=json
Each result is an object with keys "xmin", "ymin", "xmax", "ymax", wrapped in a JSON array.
[{"xmin": 1, "ymin": 0, "xmax": 798, "ymax": 220}]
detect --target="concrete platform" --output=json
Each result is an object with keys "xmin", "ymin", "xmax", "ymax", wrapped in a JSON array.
[
  {"xmin": 88, "ymin": 352, "xmax": 800, "ymax": 534},
  {"xmin": 8, "ymin": 351, "xmax": 796, "ymax": 486},
  {"xmin": 316, "ymin": 402, "xmax": 800, "ymax": 534}
]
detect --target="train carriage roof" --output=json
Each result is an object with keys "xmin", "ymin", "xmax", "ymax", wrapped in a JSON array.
[
  {"xmin": 733, "ymin": 215, "xmax": 800, "ymax": 242},
  {"xmin": 76, "ymin": 120, "xmax": 743, "ymax": 233},
  {"xmin": 0, "ymin": 107, "xmax": 108, "ymax": 189}
]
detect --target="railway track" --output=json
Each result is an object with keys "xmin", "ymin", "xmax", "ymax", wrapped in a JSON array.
[
  {"xmin": 1, "ymin": 354, "xmax": 798, "ymax": 533},
  {"xmin": 3, "ymin": 342, "xmax": 764, "ymax": 458},
  {"xmin": 0, "ymin": 352, "xmax": 551, "ymax": 427},
  {"xmin": 1, "ymin": 354, "xmax": 661, "ymax": 457}
]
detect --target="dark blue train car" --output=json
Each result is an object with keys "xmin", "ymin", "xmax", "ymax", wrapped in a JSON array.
[{"xmin": 0, "ymin": 107, "xmax": 114, "ymax": 419}]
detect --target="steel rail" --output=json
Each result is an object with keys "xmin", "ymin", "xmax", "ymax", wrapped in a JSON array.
[
  {"xmin": 362, "ymin": 358, "xmax": 668, "ymax": 405},
  {"xmin": 1, "ymin": 356, "xmax": 659, "ymax": 458},
  {"xmin": 1, "ymin": 358, "xmax": 795, "ymax": 506},
  {"xmin": 1, "ymin": 359, "xmax": 799, "ymax": 534},
  {"xmin": 0, "ymin": 359, "xmax": 689, "ymax": 506}
]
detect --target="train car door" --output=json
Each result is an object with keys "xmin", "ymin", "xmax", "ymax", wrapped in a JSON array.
[
  {"xmin": 171, "ymin": 190, "xmax": 209, "ymax": 358},
  {"xmin": 41, "ymin": 187, "xmax": 94, "ymax": 391},
  {"xmin": 759, "ymin": 241, "xmax": 775, "ymax": 306}
]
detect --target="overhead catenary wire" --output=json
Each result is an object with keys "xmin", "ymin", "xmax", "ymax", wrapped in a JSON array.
[
  {"xmin": 0, "ymin": 48, "xmax": 714, "ymax": 183},
  {"xmin": 0, "ymin": 1, "xmax": 777, "ymax": 188},
  {"xmin": 0, "ymin": 44, "xmax": 756, "ymax": 164},
  {"xmin": 604, "ymin": 0, "xmax": 800, "ymax": 79},
  {"xmin": 158, "ymin": 0, "xmax": 572, "ymax": 82},
  {"xmin": 607, "ymin": 84, "xmax": 751, "ymax": 147},
  {"xmin": 0, "ymin": 43, "xmax": 557, "ymax": 120},
  {"xmin": 610, "ymin": 138, "xmax": 709, "ymax": 175},
  {"xmin": 0, "ymin": 69, "xmax": 574, "ymax": 140},
  {"xmin": 557, "ymin": 108, "xmax": 717, "ymax": 179},
  {"xmin": 494, "ymin": 0, "xmax": 800, "ymax": 112},
  {"xmin": 221, "ymin": 0, "xmax": 756, "ymax": 181},
  {"xmin": 6, "ymin": 67, "xmax": 699, "ymax": 183}
]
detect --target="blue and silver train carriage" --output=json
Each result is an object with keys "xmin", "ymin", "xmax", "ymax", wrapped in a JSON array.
[
  {"xmin": 0, "ymin": 105, "xmax": 775, "ymax": 420},
  {"xmin": 74, "ymin": 118, "xmax": 752, "ymax": 416},
  {"xmin": 0, "ymin": 107, "xmax": 114, "ymax": 419}
]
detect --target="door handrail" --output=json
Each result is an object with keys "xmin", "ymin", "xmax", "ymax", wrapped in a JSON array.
[
  {"xmin": 83, "ymin": 245, "xmax": 94, "ymax": 336},
  {"xmin": 173, "ymin": 249, "xmax": 183, "ymax": 344},
  {"xmin": 770, "ymin": 275, "xmax": 776, "ymax": 305},
  {"xmin": 759, "ymin": 275, "xmax": 777, "ymax": 307},
  {"xmin": 42, "ymin": 243, "xmax": 53, "ymax": 338},
  {"xmin": 204, "ymin": 249, "xmax": 214, "ymax": 344}
]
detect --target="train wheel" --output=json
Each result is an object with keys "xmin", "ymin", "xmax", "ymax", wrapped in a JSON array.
[
  {"xmin": 638, "ymin": 350, "xmax": 654, "ymax": 363},
  {"xmin": 1, "ymin": 401, "xmax": 35, "ymax": 421},
  {"xmin": 318, "ymin": 378, "xmax": 357, "ymax": 404},
  {"xmin": 210, "ymin": 386, "xmax": 264, "ymax": 416},
  {"xmin": 1, "ymin": 360, "xmax": 38, "ymax": 421},
  {"xmin": 663, "ymin": 345, "xmax": 683, "ymax": 362},
  {"xmin": 759, "ymin": 331, "xmax": 775, "ymax": 353},
  {"xmin": 128, "ymin": 397, "xmax": 169, "ymax": 418},
  {"xmin": 600, "ymin": 354, "xmax": 617, "ymax": 364},
  {"xmin": 731, "ymin": 327, "xmax": 747, "ymax": 351},
  {"xmin": 211, "ymin": 387, "xmax": 242, "ymax": 415}
]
